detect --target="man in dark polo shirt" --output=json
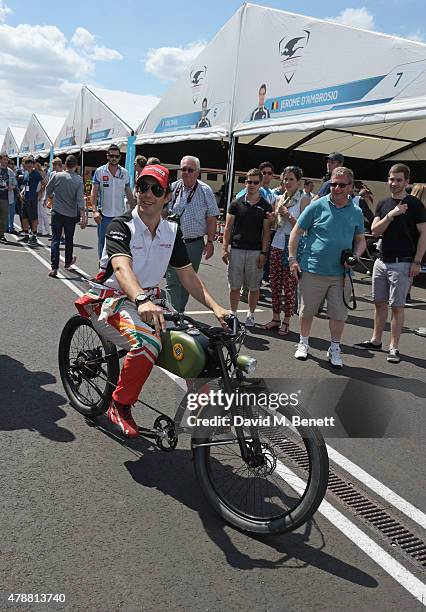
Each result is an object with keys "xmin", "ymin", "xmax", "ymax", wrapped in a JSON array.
[
  {"xmin": 222, "ymin": 168, "xmax": 272, "ymax": 326},
  {"xmin": 356, "ymin": 163, "xmax": 426, "ymax": 363}
]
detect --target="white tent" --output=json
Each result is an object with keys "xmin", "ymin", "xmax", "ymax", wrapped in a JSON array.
[
  {"xmin": 20, "ymin": 114, "xmax": 65, "ymax": 158},
  {"xmin": 1, "ymin": 126, "xmax": 26, "ymax": 157},
  {"xmin": 55, "ymin": 86, "xmax": 159, "ymax": 153},
  {"xmin": 136, "ymin": 7, "xmax": 242, "ymax": 144},
  {"xmin": 137, "ymin": 3, "xmax": 426, "ymax": 163}
]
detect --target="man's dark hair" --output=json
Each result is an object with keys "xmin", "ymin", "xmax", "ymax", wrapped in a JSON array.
[
  {"xmin": 259, "ymin": 161, "xmax": 274, "ymax": 173},
  {"xmin": 259, "ymin": 83, "xmax": 267, "ymax": 94},
  {"xmin": 304, "ymin": 179, "xmax": 313, "ymax": 188},
  {"xmin": 389, "ymin": 163, "xmax": 410, "ymax": 181},
  {"xmin": 107, "ymin": 144, "xmax": 120, "ymax": 154},
  {"xmin": 246, "ymin": 168, "xmax": 262, "ymax": 181},
  {"xmin": 65, "ymin": 155, "xmax": 78, "ymax": 169},
  {"xmin": 135, "ymin": 155, "xmax": 147, "ymax": 168}
]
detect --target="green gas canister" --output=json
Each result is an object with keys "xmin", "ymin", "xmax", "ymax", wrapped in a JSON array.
[{"xmin": 156, "ymin": 330, "xmax": 207, "ymax": 378}]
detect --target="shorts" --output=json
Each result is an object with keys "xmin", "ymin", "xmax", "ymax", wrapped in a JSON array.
[
  {"xmin": 372, "ymin": 259, "xmax": 411, "ymax": 307},
  {"xmin": 22, "ymin": 198, "xmax": 38, "ymax": 222},
  {"xmin": 228, "ymin": 248, "xmax": 263, "ymax": 291},
  {"xmin": 299, "ymin": 271, "xmax": 351, "ymax": 321}
]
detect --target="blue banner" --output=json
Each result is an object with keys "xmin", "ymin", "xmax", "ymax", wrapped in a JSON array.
[
  {"xmin": 35, "ymin": 143, "xmax": 45, "ymax": 151},
  {"xmin": 59, "ymin": 136, "xmax": 75, "ymax": 148},
  {"xmin": 89, "ymin": 129, "xmax": 111, "ymax": 142},
  {"xmin": 155, "ymin": 111, "xmax": 202, "ymax": 133},
  {"xmin": 245, "ymin": 75, "xmax": 386, "ymax": 121},
  {"xmin": 125, "ymin": 135, "xmax": 136, "ymax": 188}
]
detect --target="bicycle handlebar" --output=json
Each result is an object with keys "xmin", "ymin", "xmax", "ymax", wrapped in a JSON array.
[{"xmin": 163, "ymin": 312, "xmax": 241, "ymax": 338}]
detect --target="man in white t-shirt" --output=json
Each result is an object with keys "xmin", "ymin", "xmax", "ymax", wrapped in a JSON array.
[{"xmin": 91, "ymin": 144, "xmax": 135, "ymax": 258}]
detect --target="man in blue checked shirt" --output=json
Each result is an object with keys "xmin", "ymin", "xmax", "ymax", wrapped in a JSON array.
[{"xmin": 165, "ymin": 155, "xmax": 220, "ymax": 312}]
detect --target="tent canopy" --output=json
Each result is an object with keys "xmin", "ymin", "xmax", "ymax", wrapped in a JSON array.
[
  {"xmin": 20, "ymin": 113, "xmax": 65, "ymax": 158},
  {"xmin": 1, "ymin": 126, "xmax": 27, "ymax": 157},
  {"xmin": 55, "ymin": 86, "xmax": 159, "ymax": 153},
  {"xmin": 136, "ymin": 7, "xmax": 242, "ymax": 144},
  {"xmin": 137, "ymin": 2, "xmax": 426, "ymax": 161}
]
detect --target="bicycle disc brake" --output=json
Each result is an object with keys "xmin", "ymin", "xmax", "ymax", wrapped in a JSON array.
[{"xmin": 153, "ymin": 416, "xmax": 178, "ymax": 451}]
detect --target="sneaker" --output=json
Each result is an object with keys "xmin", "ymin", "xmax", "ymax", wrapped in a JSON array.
[
  {"xmin": 245, "ymin": 313, "xmax": 256, "ymax": 327},
  {"xmin": 387, "ymin": 348, "xmax": 401, "ymax": 363},
  {"xmin": 64, "ymin": 256, "xmax": 76, "ymax": 270},
  {"xmin": 18, "ymin": 234, "xmax": 29, "ymax": 243},
  {"xmin": 48, "ymin": 269, "xmax": 58, "ymax": 278},
  {"xmin": 327, "ymin": 345, "xmax": 343, "ymax": 368},
  {"xmin": 29, "ymin": 235, "xmax": 38, "ymax": 247},
  {"xmin": 354, "ymin": 340, "xmax": 382, "ymax": 350},
  {"xmin": 405, "ymin": 294, "xmax": 412, "ymax": 307},
  {"xmin": 0, "ymin": 235, "xmax": 7, "ymax": 243},
  {"xmin": 107, "ymin": 400, "xmax": 139, "ymax": 438},
  {"xmin": 294, "ymin": 342, "xmax": 309, "ymax": 360}
]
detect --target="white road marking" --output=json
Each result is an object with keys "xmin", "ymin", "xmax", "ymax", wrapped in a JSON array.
[
  {"xmin": 274, "ymin": 459, "xmax": 426, "ymax": 606},
  {"xmin": 10, "ymin": 235, "xmax": 84, "ymax": 298},
  {"xmin": 0, "ymin": 247, "xmax": 31, "ymax": 253},
  {"xmin": 326, "ymin": 446, "xmax": 426, "ymax": 529}
]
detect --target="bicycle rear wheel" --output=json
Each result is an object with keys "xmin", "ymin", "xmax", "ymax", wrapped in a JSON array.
[
  {"xmin": 193, "ymin": 398, "xmax": 328, "ymax": 535},
  {"xmin": 59, "ymin": 315, "xmax": 119, "ymax": 417}
]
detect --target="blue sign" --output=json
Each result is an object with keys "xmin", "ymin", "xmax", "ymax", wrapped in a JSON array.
[
  {"xmin": 89, "ymin": 129, "xmax": 111, "ymax": 142},
  {"xmin": 59, "ymin": 136, "xmax": 75, "ymax": 148},
  {"xmin": 35, "ymin": 143, "xmax": 45, "ymax": 151},
  {"xmin": 155, "ymin": 111, "xmax": 202, "ymax": 133},
  {"xmin": 246, "ymin": 75, "xmax": 387, "ymax": 122}
]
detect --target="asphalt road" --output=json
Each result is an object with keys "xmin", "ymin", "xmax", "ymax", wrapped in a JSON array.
[{"xmin": 0, "ymin": 218, "xmax": 425, "ymax": 611}]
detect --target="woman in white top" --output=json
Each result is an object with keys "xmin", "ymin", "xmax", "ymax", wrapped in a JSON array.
[{"xmin": 264, "ymin": 166, "xmax": 310, "ymax": 335}]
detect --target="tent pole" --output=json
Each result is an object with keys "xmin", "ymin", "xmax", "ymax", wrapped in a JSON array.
[
  {"xmin": 126, "ymin": 132, "xmax": 136, "ymax": 189},
  {"xmin": 225, "ymin": 135, "xmax": 238, "ymax": 211}
]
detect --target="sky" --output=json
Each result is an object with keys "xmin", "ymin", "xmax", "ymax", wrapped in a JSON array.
[{"xmin": 0, "ymin": 0, "xmax": 425, "ymax": 135}]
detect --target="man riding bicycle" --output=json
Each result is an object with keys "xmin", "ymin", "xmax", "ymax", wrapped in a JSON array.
[{"xmin": 75, "ymin": 164, "xmax": 228, "ymax": 438}]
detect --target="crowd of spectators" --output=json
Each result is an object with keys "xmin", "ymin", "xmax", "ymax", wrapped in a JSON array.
[{"xmin": 2, "ymin": 148, "xmax": 425, "ymax": 367}]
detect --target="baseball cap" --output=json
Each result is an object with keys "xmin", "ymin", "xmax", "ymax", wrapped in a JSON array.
[
  {"xmin": 326, "ymin": 152, "xmax": 344, "ymax": 163},
  {"xmin": 137, "ymin": 164, "xmax": 169, "ymax": 190}
]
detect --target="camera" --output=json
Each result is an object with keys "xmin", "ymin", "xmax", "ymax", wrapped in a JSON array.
[
  {"xmin": 340, "ymin": 249, "xmax": 358, "ymax": 267},
  {"xmin": 167, "ymin": 212, "xmax": 181, "ymax": 225}
]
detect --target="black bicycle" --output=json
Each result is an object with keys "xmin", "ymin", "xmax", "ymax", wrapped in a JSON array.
[{"xmin": 58, "ymin": 312, "xmax": 329, "ymax": 535}]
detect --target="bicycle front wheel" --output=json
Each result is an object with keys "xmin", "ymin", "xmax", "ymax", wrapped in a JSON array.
[
  {"xmin": 192, "ymin": 400, "xmax": 329, "ymax": 535},
  {"xmin": 59, "ymin": 315, "xmax": 119, "ymax": 417}
]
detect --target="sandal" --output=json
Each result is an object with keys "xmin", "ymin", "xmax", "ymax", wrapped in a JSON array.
[
  {"xmin": 264, "ymin": 319, "xmax": 281, "ymax": 330},
  {"xmin": 278, "ymin": 321, "xmax": 290, "ymax": 335}
]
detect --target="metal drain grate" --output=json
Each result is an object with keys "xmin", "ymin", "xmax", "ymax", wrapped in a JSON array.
[{"xmin": 264, "ymin": 429, "xmax": 426, "ymax": 569}]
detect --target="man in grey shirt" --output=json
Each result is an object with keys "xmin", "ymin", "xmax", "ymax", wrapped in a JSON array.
[{"xmin": 46, "ymin": 155, "xmax": 87, "ymax": 277}]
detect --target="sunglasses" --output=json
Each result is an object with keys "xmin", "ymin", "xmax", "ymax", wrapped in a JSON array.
[
  {"xmin": 246, "ymin": 179, "xmax": 260, "ymax": 185},
  {"xmin": 330, "ymin": 182, "xmax": 351, "ymax": 189},
  {"xmin": 181, "ymin": 167, "xmax": 196, "ymax": 173},
  {"xmin": 138, "ymin": 180, "xmax": 165, "ymax": 197},
  {"xmin": 262, "ymin": 170, "xmax": 273, "ymax": 175}
]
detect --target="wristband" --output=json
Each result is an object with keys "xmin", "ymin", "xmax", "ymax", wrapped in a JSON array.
[
  {"xmin": 260, "ymin": 251, "xmax": 268, "ymax": 256},
  {"xmin": 288, "ymin": 256, "xmax": 297, "ymax": 263},
  {"xmin": 207, "ymin": 240, "xmax": 213, "ymax": 244},
  {"xmin": 413, "ymin": 261, "xmax": 421, "ymax": 266}
]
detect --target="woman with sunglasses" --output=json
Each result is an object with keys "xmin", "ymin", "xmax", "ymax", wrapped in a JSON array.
[
  {"xmin": 264, "ymin": 166, "xmax": 309, "ymax": 335},
  {"xmin": 75, "ymin": 164, "xmax": 228, "ymax": 439}
]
